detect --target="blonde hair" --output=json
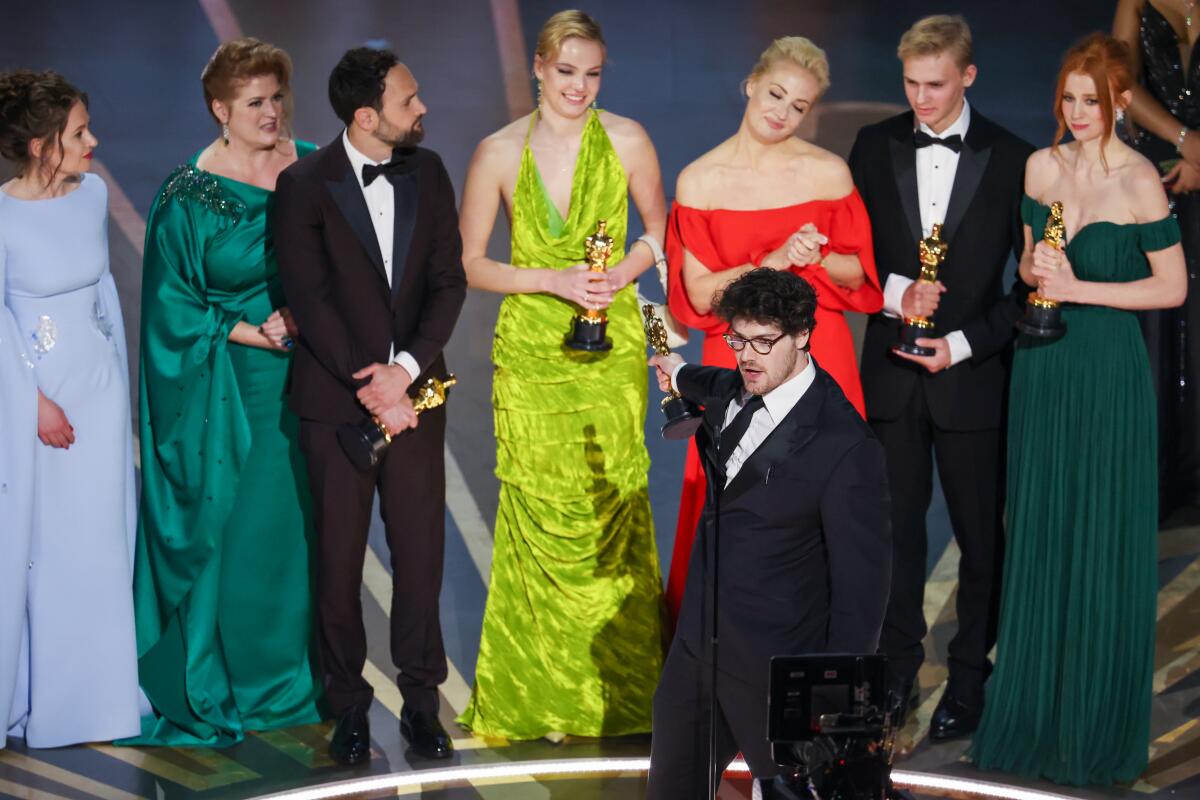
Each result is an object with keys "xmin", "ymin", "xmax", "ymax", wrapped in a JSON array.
[
  {"xmin": 897, "ymin": 15, "xmax": 973, "ymax": 70},
  {"xmin": 535, "ymin": 10, "xmax": 606, "ymax": 62},
  {"xmin": 201, "ymin": 37, "xmax": 294, "ymax": 133},
  {"xmin": 748, "ymin": 37, "xmax": 831, "ymax": 95}
]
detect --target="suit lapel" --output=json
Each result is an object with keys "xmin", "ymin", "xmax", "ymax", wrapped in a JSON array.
[
  {"xmin": 888, "ymin": 122, "xmax": 922, "ymax": 247},
  {"xmin": 721, "ymin": 371, "xmax": 826, "ymax": 506},
  {"xmin": 940, "ymin": 115, "xmax": 992, "ymax": 243},
  {"xmin": 390, "ymin": 170, "xmax": 419, "ymax": 303},
  {"xmin": 324, "ymin": 140, "xmax": 388, "ymax": 285}
]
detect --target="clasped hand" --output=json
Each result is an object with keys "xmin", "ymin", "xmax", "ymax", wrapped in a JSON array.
[
  {"xmin": 546, "ymin": 264, "xmax": 623, "ymax": 309},
  {"xmin": 901, "ymin": 279, "xmax": 947, "ymax": 319},
  {"xmin": 353, "ymin": 363, "xmax": 417, "ymax": 435},
  {"xmin": 648, "ymin": 352, "xmax": 684, "ymax": 393},
  {"xmin": 1029, "ymin": 240, "xmax": 1079, "ymax": 303},
  {"xmin": 764, "ymin": 223, "xmax": 829, "ymax": 270},
  {"xmin": 259, "ymin": 307, "xmax": 300, "ymax": 350}
]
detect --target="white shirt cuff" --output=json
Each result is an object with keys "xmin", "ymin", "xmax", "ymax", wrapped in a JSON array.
[
  {"xmin": 945, "ymin": 330, "xmax": 972, "ymax": 366},
  {"xmin": 883, "ymin": 274, "xmax": 914, "ymax": 319},
  {"xmin": 389, "ymin": 350, "xmax": 420, "ymax": 381},
  {"xmin": 669, "ymin": 360, "xmax": 688, "ymax": 394}
]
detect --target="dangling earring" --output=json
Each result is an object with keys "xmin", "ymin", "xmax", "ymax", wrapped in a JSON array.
[
  {"xmin": 1116, "ymin": 107, "xmax": 1126, "ymax": 124},
  {"xmin": 537, "ymin": 80, "xmax": 544, "ymax": 110},
  {"xmin": 222, "ymin": 123, "xmax": 230, "ymax": 145},
  {"xmin": 591, "ymin": 98, "xmax": 598, "ymax": 110}
]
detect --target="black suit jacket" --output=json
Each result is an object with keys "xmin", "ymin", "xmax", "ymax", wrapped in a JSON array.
[
  {"xmin": 674, "ymin": 363, "xmax": 892, "ymax": 688},
  {"xmin": 848, "ymin": 109, "xmax": 1034, "ymax": 431},
  {"xmin": 273, "ymin": 137, "xmax": 466, "ymax": 423}
]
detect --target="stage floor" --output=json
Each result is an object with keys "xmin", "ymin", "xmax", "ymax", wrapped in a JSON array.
[{"xmin": 2, "ymin": 1, "xmax": 1199, "ymax": 799}]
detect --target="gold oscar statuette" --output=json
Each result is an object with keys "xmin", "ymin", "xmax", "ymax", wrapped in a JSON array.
[
  {"xmin": 564, "ymin": 219, "xmax": 615, "ymax": 351},
  {"xmin": 643, "ymin": 304, "xmax": 702, "ymax": 440},
  {"xmin": 893, "ymin": 222, "xmax": 948, "ymax": 357},
  {"xmin": 1015, "ymin": 200, "xmax": 1068, "ymax": 339},
  {"xmin": 337, "ymin": 374, "xmax": 458, "ymax": 471}
]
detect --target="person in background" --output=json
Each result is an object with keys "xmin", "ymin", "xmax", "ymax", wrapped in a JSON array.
[
  {"xmin": 456, "ymin": 9, "xmax": 667, "ymax": 740},
  {"xmin": 130, "ymin": 38, "xmax": 322, "ymax": 746},
  {"xmin": 0, "ymin": 68, "xmax": 140, "ymax": 747},
  {"xmin": 970, "ymin": 33, "xmax": 1185, "ymax": 785}
]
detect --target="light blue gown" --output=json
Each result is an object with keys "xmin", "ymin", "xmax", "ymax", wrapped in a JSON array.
[{"xmin": 1, "ymin": 173, "xmax": 140, "ymax": 747}]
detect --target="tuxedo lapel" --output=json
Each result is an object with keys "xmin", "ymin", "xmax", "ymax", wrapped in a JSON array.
[
  {"xmin": 888, "ymin": 128, "xmax": 922, "ymax": 247},
  {"xmin": 722, "ymin": 378, "xmax": 824, "ymax": 506},
  {"xmin": 391, "ymin": 170, "xmax": 419, "ymax": 303},
  {"xmin": 941, "ymin": 118, "xmax": 992, "ymax": 243},
  {"xmin": 324, "ymin": 141, "xmax": 388, "ymax": 285}
]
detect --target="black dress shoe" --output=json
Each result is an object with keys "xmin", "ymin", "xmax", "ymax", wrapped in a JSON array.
[
  {"xmin": 929, "ymin": 693, "xmax": 982, "ymax": 742},
  {"xmin": 329, "ymin": 708, "xmax": 371, "ymax": 766},
  {"xmin": 400, "ymin": 707, "xmax": 453, "ymax": 759}
]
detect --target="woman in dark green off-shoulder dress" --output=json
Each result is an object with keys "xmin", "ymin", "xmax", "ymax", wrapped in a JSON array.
[{"xmin": 969, "ymin": 35, "xmax": 1187, "ymax": 786}]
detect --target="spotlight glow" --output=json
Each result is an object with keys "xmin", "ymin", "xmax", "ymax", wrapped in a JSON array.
[{"xmin": 251, "ymin": 758, "xmax": 1084, "ymax": 800}]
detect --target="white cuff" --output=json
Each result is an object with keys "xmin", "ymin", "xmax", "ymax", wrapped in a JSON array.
[
  {"xmin": 669, "ymin": 360, "xmax": 688, "ymax": 394},
  {"xmin": 389, "ymin": 350, "xmax": 420, "ymax": 381},
  {"xmin": 945, "ymin": 330, "xmax": 972, "ymax": 366},
  {"xmin": 883, "ymin": 274, "xmax": 914, "ymax": 319}
]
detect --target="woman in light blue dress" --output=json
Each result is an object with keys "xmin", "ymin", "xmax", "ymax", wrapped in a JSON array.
[{"xmin": 0, "ymin": 70, "xmax": 140, "ymax": 747}]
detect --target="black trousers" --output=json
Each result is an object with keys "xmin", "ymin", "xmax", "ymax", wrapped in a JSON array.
[
  {"xmin": 645, "ymin": 637, "xmax": 780, "ymax": 799},
  {"xmin": 871, "ymin": 380, "xmax": 1004, "ymax": 702},
  {"xmin": 298, "ymin": 409, "xmax": 448, "ymax": 716}
]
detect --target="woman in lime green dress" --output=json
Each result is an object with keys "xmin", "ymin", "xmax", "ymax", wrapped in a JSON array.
[
  {"xmin": 969, "ymin": 35, "xmax": 1186, "ymax": 784},
  {"xmin": 456, "ymin": 11, "xmax": 667, "ymax": 739},
  {"xmin": 130, "ymin": 39, "xmax": 322, "ymax": 746}
]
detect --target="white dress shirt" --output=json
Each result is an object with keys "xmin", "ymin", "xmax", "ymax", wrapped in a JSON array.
[
  {"xmin": 881, "ymin": 100, "xmax": 972, "ymax": 366},
  {"xmin": 342, "ymin": 129, "xmax": 419, "ymax": 381},
  {"xmin": 671, "ymin": 358, "xmax": 817, "ymax": 486}
]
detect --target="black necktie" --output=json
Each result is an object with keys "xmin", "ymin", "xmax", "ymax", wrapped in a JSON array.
[
  {"xmin": 361, "ymin": 146, "xmax": 418, "ymax": 186},
  {"xmin": 913, "ymin": 130, "xmax": 963, "ymax": 153},
  {"xmin": 718, "ymin": 393, "xmax": 765, "ymax": 467}
]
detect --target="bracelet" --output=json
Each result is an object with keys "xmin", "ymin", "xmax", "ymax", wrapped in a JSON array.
[
  {"xmin": 1178, "ymin": 127, "xmax": 1189, "ymax": 153},
  {"xmin": 634, "ymin": 233, "xmax": 666, "ymax": 267}
]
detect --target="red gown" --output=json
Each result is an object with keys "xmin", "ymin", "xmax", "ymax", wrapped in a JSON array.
[{"xmin": 663, "ymin": 191, "xmax": 883, "ymax": 618}]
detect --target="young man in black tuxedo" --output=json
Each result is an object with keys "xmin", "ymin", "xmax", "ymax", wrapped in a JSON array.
[
  {"xmin": 645, "ymin": 269, "xmax": 891, "ymax": 798},
  {"xmin": 273, "ymin": 47, "xmax": 466, "ymax": 764},
  {"xmin": 847, "ymin": 15, "xmax": 1033, "ymax": 740}
]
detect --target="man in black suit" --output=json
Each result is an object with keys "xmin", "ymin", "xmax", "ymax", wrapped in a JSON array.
[
  {"xmin": 645, "ymin": 269, "xmax": 891, "ymax": 798},
  {"xmin": 847, "ymin": 15, "xmax": 1033, "ymax": 740},
  {"xmin": 273, "ymin": 47, "xmax": 466, "ymax": 764}
]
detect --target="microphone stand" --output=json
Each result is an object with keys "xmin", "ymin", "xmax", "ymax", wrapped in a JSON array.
[{"xmin": 705, "ymin": 441, "xmax": 724, "ymax": 800}]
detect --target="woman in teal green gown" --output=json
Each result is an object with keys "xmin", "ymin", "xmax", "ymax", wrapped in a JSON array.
[
  {"xmin": 455, "ymin": 11, "xmax": 668, "ymax": 739},
  {"xmin": 129, "ymin": 39, "xmax": 321, "ymax": 746},
  {"xmin": 969, "ymin": 35, "xmax": 1186, "ymax": 785}
]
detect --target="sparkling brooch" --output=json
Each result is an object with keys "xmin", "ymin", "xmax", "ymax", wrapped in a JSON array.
[{"xmin": 32, "ymin": 315, "xmax": 57, "ymax": 355}]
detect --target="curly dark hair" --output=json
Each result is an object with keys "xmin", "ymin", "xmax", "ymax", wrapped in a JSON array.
[
  {"xmin": 0, "ymin": 69, "xmax": 87, "ymax": 179},
  {"xmin": 328, "ymin": 46, "xmax": 399, "ymax": 126},
  {"xmin": 712, "ymin": 267, "xmax": 818, "ymax": 342}
]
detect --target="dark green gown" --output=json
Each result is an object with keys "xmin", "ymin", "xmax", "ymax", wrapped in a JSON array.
[
  {"xmin": 969, "ymin": 196, "xmax": 1179, "ymax": 784},
  {"xmin": 128, "ymin": 143, "xmax": 322, "ymax": 746}
]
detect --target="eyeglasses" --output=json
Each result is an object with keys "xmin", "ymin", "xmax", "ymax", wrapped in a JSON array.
[{"xmin": 723, "ymin": 331, "xmax": 787, "ymax": 355}]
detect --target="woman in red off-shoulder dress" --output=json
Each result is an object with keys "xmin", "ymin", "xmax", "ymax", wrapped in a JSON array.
[{"xmin": 663, "ymin": 36, "xmax": 882, "ymax": 617}]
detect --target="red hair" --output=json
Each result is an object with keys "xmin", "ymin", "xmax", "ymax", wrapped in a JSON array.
[{"xmin": 1052, "ymin": 33, "xmax": 1134, "ymax": 166}]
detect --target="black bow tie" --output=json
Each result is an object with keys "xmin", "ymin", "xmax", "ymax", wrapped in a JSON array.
[
  {"xmin": 913, "ymin": 130, "xmax": 963, "ymax": 153},
  {"xmin": 361, "ymin": 147, "xmax": 418, "ymax": 186}
]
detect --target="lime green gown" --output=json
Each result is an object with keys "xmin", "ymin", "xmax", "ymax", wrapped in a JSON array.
[
  {"xmin": 969, "ymin": 196, "xmax": 1179, "ymax": 784},
  {"xmin": 127, "ymin": 143, "xmax": 323, "ymax": 746},
  {"xmin": 458, "ymin": 110, "xmax": 665, "ymax": 739}
]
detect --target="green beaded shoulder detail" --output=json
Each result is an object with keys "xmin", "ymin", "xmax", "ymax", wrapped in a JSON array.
[{"xmin": 159, "ymin": 164, "xmax": 246, "ymax": 219}]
